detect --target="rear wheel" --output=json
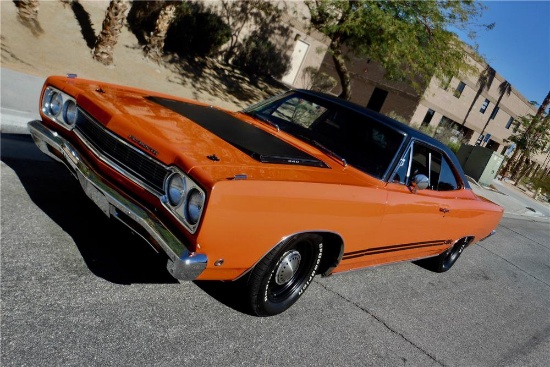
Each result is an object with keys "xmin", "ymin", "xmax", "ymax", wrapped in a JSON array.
[
  {"xmin": 423, "ymin": 239, "xmax": 469, "ymax": 273},
  {"xmin": 247, "ymin": 233, "xmax": 323, "ymax": 316}
]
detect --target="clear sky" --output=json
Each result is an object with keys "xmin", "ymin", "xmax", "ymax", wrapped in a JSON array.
[{"xmin": 455, "ymin": 0, "xmax": 550, "ymax": 105}]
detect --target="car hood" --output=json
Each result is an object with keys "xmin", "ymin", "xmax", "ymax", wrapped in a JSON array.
[{"xmin": 57, "ymin": 77, "xmax": 378, "ymax": 187}]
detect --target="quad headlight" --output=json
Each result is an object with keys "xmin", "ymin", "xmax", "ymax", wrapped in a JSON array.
[
  {"xmin": 163, "ymin": 170, "xmax": 206, "ymax": 233},
  {"xmin": 42, "ymin": 87, "xmax": 79, "ymax": 129},
  {"xmin": 166, "ymin": 172, "xmax": 187, "ymax": 207},
  {"xmin": 62, "ymin": 99, "xmax": 78, "ymax": 125},
  {"xmin": 185, "ymin": 189, "xmax": 204, "ymax": 225},
  {"xmin": 45, "ymin": 90, "xmax": 63, "ymax": 116}
]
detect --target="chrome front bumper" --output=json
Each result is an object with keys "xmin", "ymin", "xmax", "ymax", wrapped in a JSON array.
[{"xmin": 28, "ymin": 120, "xmax": 207, "ymax": 281}]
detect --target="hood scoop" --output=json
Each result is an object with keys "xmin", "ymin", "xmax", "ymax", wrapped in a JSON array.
[{"xmin": 147, "ymin": 96, "xmax": 328, "ymax": 169}]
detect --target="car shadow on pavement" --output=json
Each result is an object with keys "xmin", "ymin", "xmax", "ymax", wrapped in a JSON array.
[
  {"xmin": 194, "ymin": 278, "xmax": 255, "ymax": 316},
  {"xmin": 2, "ymin": 133, "xmax": 262, "ymax": 314},
  {"xmin": 1, "ymin": 133, "xmax": 177, "ymax": 285}
]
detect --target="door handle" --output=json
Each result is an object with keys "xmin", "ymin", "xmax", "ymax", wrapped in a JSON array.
[{"xmin": 439, "ymin": 208, "xmax": 450, "ymax": 214}]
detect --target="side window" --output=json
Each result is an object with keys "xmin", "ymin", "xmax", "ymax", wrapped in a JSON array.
[
  {"xmin": 391, "ymin": 142, "xmax": 459, "ymax": 191},
  {"xmin": 437, "ymin": 156, "xmax": 459, "ymax": 191}
]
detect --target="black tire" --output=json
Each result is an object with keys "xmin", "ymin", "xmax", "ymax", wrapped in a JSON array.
[
  {"xmin": 422, "ymin": 239, "xmax": 469, "ymax": 273},
  {"xmin": 247, "ymin": 233, "xmax": 323, "ymax": 316}
]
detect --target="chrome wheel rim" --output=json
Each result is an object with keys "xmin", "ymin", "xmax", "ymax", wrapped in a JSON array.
[{"xmin": 275, "ymin": 250, "xmax": 301, "ymax": 285}]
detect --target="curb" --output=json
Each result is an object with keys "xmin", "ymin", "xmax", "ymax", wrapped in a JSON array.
[{"xmin": 0, "ymin": 108, "xmax": 37, "ymax": 135}]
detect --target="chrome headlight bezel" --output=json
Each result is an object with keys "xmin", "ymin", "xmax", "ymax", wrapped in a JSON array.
[
  {"xmin": 42, "ymin": 87, "xmax": 79, "ymax": 130},
  {"xmin": 162, "ymin": 168, "xmax": 206, "ymax": 234}
]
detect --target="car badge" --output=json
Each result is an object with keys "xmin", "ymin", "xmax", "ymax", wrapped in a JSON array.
[{"xmin": 128, "ymin": 135, "xmax": 158, "ymax": 156}]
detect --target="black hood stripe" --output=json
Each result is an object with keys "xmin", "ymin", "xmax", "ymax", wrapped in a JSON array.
[{"xmin": 147, "ymin": 96, "xmax": 328, "ymax": 168}]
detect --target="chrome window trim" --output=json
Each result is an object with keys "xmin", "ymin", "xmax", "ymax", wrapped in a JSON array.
[{"xmin": 388, "ymin": 139, "xmax": 465, "ymax": 190}]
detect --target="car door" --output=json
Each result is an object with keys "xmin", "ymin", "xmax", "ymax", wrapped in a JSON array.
[{"xmin": 376, "ymin": 140, "xmax": 463, "ymax": 263}]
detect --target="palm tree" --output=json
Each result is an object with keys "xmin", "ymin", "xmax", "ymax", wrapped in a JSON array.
[
  {"xmin": 510, "ymin": 91, "xmax": 550, "ymax": 185},
  {"xmin": 144, "ymin": 1, "xmax": 179, "ymax": 62},
  {"xmin": 478, "ymin": 80, "xmax": 512, "ymax": 141},
  {"xmin": 15, "ymin": 0, "xmax": 42, "ymax": 35},
  {"xmin": 15, "ymin": 0, "xmax": 39, "ymax": 22},
  {"xmin": 93, "ymin": 0, "xmax": 130, "ymax": 66},
  {"xmin": 462, "ymin": 65, "xmax": 495, "ymax": 127}
]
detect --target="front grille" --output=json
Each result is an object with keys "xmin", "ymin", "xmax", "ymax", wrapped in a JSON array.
[{"xmin": 75, "ymin": 109, "xmax": 168, "ymax": 195}]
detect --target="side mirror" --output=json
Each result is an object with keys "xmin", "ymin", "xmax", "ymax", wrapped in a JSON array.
[{"xmin": 410, "ymin": 174, "xmax": 429, "ymax": 193}]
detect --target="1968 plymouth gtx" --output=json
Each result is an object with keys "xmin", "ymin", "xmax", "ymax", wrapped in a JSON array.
[{"xmin": 28, "ymin": 75, "xmax": 503, "ymax": 316}]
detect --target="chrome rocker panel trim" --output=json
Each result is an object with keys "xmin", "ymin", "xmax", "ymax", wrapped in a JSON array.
[{"xmin": 28, "ymin": 120, "xmax": 207, "ymax": 281}]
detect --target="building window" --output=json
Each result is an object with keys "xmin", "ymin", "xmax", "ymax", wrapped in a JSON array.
[
  {"xmin": 486, "ymin": 140, "xmax": 499, "ymax": 151},
  {"xmin": 454, "ymin": 81, "xmax": 466, "ymax": 98},
  {"xmin": 505, "ymin": 116, "xmax": 514, "ymax": 129},
  {"xmin": 490, "ymin": 106, "xmax": 500, "ymax": 120},
  {"xmin": 480, "ymin": 99, "xmax": 489, "ymax": 113},
  {"xmin": 366, "ymin": 87, "xmax": 388, "ymax": 112},
  {"xmin": 421, "ymin": 109, "xmax": 435, "ymax": 127}
]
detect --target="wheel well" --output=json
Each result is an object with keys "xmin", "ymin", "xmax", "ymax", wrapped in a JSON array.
[
  {"xmin": 313, "ymin": 232, "xmax": 344, "ymax": 277},
  {"xmin": 459, "ymin": 236, "xmax": 475, "ymax": 247}
]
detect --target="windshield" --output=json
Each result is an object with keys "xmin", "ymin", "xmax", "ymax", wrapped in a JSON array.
[{"xmin": 244, "ymin": 92, "xmax": 405, "ymax": 179}]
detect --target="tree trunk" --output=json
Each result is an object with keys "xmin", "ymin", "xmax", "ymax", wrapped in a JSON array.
[
  {"xmin": 93, "ymin": 0, "xmax": 130, "ymax": 66},
  {"xmin": 500, "ymin": 145, "xmax": 521, "ymax": 179},
  {"xmin": 330, "ymin": 37, "xmax": 351, "ymax": 100},
  {"xmin": 536, "ymin": 91, "xmax": 550, "ymax": 120},
  {"xmin": 145, "ymin": 2, "xmax": 177, "ymax": 62},
  {"xmin": 462, "ymin": 67, "xmax": 495, "ymax": 128},
  {"xmin": 16, "ymin": 0, "xmax": 39, "ymax": 22},
  {"xmin": 513, "ymin": 159, "xmax": 532, "ymax": 186},
  {"xmin": 479, "ymin": 81, "xmax": 510, "ymax": 140}
]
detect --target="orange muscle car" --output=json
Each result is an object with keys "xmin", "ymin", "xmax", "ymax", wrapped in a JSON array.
[{"xmin": 29, "ymin": 75, "xmax": 503, "ymax": 316}]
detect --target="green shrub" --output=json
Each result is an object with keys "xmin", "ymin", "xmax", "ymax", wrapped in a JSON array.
[
  {"xmin": 164, "ymin": 3, "xmax": 231, "ymax": 59},
  {"xmin": 386, "ymin": 111, "xmax": 410, "ymax": 125},
  {"xmin": 302, "ymin": 66, "xmax": 337, "ymax": 93},
  {"xmin": 528, "ymin": 177, "xmax": 550, "ymax": 196},
  {"xmin": 410, "ymin": 123, "xmax": 465, "ymax": 153},
  {"xmin": 233, "ymin": 31, "xmax": 290, "ymax": 79}
]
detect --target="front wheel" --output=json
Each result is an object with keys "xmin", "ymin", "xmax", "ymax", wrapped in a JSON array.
[{"xmin": 247, "ymin": 233, "xmax": 323, "ymax": 316}]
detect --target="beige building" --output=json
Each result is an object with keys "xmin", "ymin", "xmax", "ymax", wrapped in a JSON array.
[{"xmin": 410, "ymin": 64, "xmax": 537, "ymax": 154}]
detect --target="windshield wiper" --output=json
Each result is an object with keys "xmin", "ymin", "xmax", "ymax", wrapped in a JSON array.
[
  {"xmin": 312, "ymin": 141, "xmax": 347, "ymax": 167},
  {"xmin": 291, "ymin": 131, "xmax": 348, "ymax": 167},
  {"xmin": 244, "ymin": 111, "xmax": 280, "ymax": 132}
]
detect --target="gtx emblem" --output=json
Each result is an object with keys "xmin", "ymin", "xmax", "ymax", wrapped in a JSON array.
[{"xmin": 128, "ymin": 135, "xmax": 158, "ymax": 156}]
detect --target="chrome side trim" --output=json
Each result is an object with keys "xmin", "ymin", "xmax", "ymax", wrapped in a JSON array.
[{"xmin": 28, "ymin": 120, "xmax": 207, "ymax": 281}]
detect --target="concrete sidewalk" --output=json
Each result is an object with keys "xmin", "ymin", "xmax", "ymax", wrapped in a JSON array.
[
  {"xmin": 469, "ymin": 178, "xmax": 550, "ymax": 222},
  {"xmin": 1, "ymin": 68, "xmax": 44, "ymax": 134}
]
